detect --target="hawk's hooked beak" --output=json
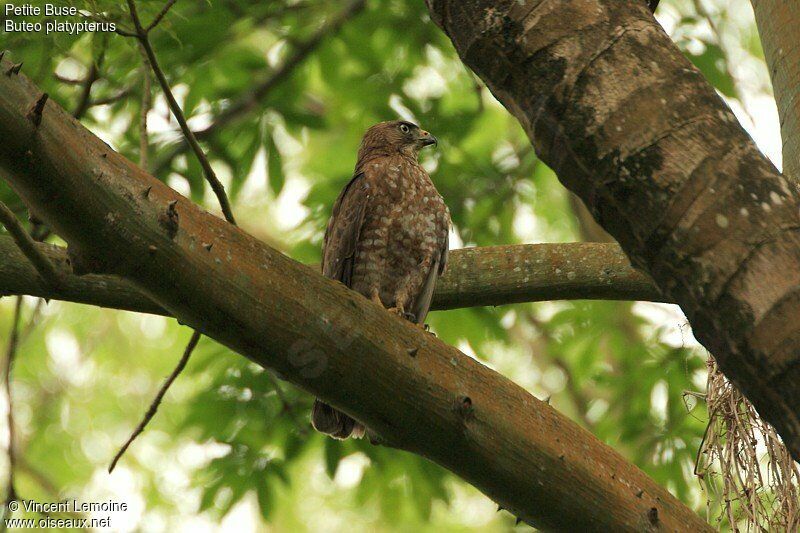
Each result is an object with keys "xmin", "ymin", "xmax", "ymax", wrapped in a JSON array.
[{"xmin": 419, "ymin": 130, "xmax": 438, "ymax": 148}]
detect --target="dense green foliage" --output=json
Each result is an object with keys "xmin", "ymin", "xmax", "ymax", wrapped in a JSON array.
[{"xmin": 0, "ymin": 0, "xmax": 774, "ymax": 530}]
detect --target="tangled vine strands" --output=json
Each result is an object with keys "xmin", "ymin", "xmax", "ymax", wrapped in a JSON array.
[{"xmin": 696, "ymin": 358, "xmax": 800, "ymax": 531}]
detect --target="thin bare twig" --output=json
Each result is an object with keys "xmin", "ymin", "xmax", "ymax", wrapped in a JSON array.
[
  {"xmin": 200, "ymin": 0, "xmax": 365, "ymax": 139},
  {"xmin": 137, "ymin": 44, "xmax": 152, "ymax": 171},
  {"xmin": 72, "ymin": 40, "xmax": 107, "ymax": 120},
  {"xmin": 109, "ymin": 330, "xmax": 200, "ymax": 473},
  {"xmin": 127, "ymin": 0, "xmax": 237, "ymax": 224},
  {"xmin": 110, "ymin": 0, "xmax": 219, "ymax": 472},
  {"xmin": 153, "ymin": 0, "xmax": 366, "ymax": 175},
  {"xmin": 145, "ymin": 0, "xmax": 178, "ymax": 33},
  {"xmin": 109, "ymin": 2, "xmax": 307, "ymax": 467},
  {"xmin": 0, "ymin": 211, "xmax": 48, "ymax": 525},
  {"xmin": 88, "ymin": 87, "xmax": 133, "ymax": 107},
  {"xmin": 0, "ymin": 295, "xmax": 50, "ymax": 531},
  {"xmin": 0, "ymin": 201, "xmax": 61, "ymax": 288}
]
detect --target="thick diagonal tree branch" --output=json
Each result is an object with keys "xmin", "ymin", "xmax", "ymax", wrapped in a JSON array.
[
  {"xmin": 425, "ymin": 0, "xmax": 800, "ymax": 460},
  {"xmin": 0, "ymin": 236, "xmax": 665, "ymax": 315},
  {"xmin": 0, "ymin": 59, "xmax": 708, "ymax": 531},
  {"xmin": 751, "ymin": 0, "xmax": 800, "ymax": 181}
]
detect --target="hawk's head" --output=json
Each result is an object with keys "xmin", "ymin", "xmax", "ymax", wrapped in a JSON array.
[{"xmin": 358, "ymin": 120, "xmax": 437, "ymax": 160}]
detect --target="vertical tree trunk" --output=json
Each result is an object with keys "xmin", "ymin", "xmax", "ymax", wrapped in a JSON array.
[
  {"xmin": 751, "ymin": 0, "xmax": 800, "ymax": 180},
  {"xmin": 425, "ymin": 0, "xmax": 800, "ymax": 460}
]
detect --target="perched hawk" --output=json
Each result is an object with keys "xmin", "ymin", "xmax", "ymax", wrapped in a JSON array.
[{"xmin": 312, "ymin": 120, "xmax": 450, "ymax": 439}]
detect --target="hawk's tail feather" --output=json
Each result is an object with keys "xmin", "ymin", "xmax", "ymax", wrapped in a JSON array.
[{"xmin": 311, "ymin": 399, "xmax": 365, "ymax": 439}]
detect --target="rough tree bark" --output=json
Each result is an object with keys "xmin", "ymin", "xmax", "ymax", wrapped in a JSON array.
[
  {"xmin": 0, "ymin": 59, "xmax": 709, "ymax": 531},
  {"xmin": 425, "ymin": 0, "xmax": 800, "ymax": 460},
  {"xmin": 0, "ymin": 236, "xmax": 664, "ymax": 315},
  {"xmin": 751, "ymin": 0, "xmax": 800, "ymax": 180}
]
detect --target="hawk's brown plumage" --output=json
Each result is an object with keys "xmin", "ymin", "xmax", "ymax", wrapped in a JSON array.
[{"xmin": 312, "ymin": 120, "xmax": 450, "ymax": 439}]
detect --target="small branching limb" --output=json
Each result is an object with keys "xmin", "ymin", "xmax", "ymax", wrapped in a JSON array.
[
  {"xmin": 72, "ymin": 38, "xmax": 108, "ymax": 120},
  {"xmin": 152, "ymin": 0, "xmax": 367, "ymax": 175},
  {"xmin": 109, "ymin": 331, "xmax": 201, "ymax": 473},
  {"xmin": 144, "ymin": 0, "xmax": 178, "ymax": 33},
  {"xmin": 138, "ymin": 45, "xmax": 152, "ymax": 171},
  {"xmin": 88, "ymin": 87, "xmax": 133, "ymax": 107},
  {"xmin": 0, "ymin": 201, "xmax": 62, "ymax": 288},
  {"xmin": 123, "ymin": 2, "xmax": 303, "ymax": 446},
  {"xmin": 115, "ymin": 1, "xmax": 242, "ymax": 464},
  {"xmin": 0, "ymin": 298, "xmax": 49, "ymax": 531},
  {"xmin": 126, "ymin": 0, "xmax": 236, "ymax": 225}
]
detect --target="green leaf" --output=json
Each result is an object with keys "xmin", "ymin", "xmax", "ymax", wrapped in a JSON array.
[
  {"xmin": 256, "ymin": 481, "xmax": 274, "ymax": 520},
  {"xmin": 270, "ymin": 461, "xmax": 291, "ymax": 486},
  {"xmin": 685, "ymin": 42, "xmax": 736, "ymax": 97},
  {"xmin": 266, "ymin": 130, "xmax": 285, "ymax": 196},
  {"xmin": 324, "ymin": 437, "xmax": 343, "ymax": 479}
]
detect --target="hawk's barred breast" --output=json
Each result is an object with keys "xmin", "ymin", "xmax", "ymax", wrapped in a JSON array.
[{"xmin": 350, "ymin": 156, "xmax": 449, "ymax": 310}]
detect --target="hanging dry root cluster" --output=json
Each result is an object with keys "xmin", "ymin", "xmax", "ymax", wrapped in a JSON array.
[{"xmin": 697, "ymin": 358, "xmax": 800, "ymax": 531}]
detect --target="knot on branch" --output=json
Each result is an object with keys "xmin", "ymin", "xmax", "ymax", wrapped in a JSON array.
[
  {"xmin": 158, "ymin": 200, "xmax": 179, "ymax": 239},
  {"xmin": 26, "ymin": 93, "xmax": 48, "ymax": 127},
  {"xmin": 4, "ymin": 62, "xmax": 22, "ymax": 76},
  {"xmin": 648, "ymin": 507, "xmax": 659, "ymax": 525},
  {"xmin": 455, "ymin": 395, "xmax": 474, "ymax": 421}
]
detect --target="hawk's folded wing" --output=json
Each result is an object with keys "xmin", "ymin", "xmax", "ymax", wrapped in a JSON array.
[{"xmin": 321, "ymin": 172, "xmax": 369, "ymax": 287}]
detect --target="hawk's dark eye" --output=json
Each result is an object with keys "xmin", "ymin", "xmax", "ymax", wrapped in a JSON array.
[{"xmin": 399, "ymin": 123, "xmax": 410, "ymax": 133}]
